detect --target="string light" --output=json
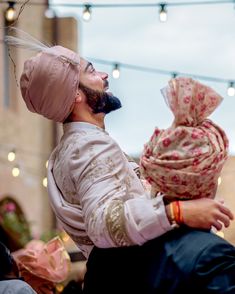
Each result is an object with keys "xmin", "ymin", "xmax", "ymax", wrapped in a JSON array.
[
  {"xmin": 4, "ymin": 1, "xmax": 16, "ymax": 23},
  {"xmin": 82, "ymin": 4, "xmax": 92, "ymax": 21},
  {"xmin": 172, "ymin": 72, "xmax": 178, "ymax": 78},
  {"xmin": 7, "ymin": 149, "xmax": 16, "ymax": 162},
  {"xmin": 44, "ymin": 8, "xmax": 55, "ymax": 18},
  {"xmin": 42, "ymin": 177, "xmax": 48, "ymax": 188},
  {"xmin": 1, "ymin": 1, "xmax": 234, "ymax": 21},
  {"xmin": 89, "ymin": 57, "xmax": 235, "ymax": 96},
  {"xmin": 218, "ymin": 177, "xmax": 222, "ymax": 186},
  {"xmin": 0, "ymin": 144, "xmax": 50, "ymax": 186},
  {"xmin": 12, "ymin": 165, "xmax": 20, "ymax": 177},
  {"xmin": 159, "ymin": 3, "xmax": 167, "ymax": 22},
  {"xmin": 112, "ymin": 63, "xmax": 120, "ymax": 79},
  {"xmin": 227, "ymin": 82, "xmax": 235, "ymax": 97}
]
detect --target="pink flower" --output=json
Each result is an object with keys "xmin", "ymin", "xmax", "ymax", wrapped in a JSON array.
[{"xmin": 4, "ymin": 202, "xmax": 16, "ymax": 212}]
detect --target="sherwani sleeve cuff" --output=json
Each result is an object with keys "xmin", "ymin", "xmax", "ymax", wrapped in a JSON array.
[{"xmin": 124, "ymin": 194, "xmax": 173, "ymax": 245}]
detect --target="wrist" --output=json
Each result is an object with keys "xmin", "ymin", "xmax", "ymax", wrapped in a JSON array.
[
  {"xmin": 166, "ymin": 203, "xmax": 179, "ymax": 228},
  {"xmin": 166, "ymin": 201, "xmax": 184, "ymax": 227}
]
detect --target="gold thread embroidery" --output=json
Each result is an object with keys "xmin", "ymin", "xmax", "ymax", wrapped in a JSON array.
[
  {"xmin": 105, "ymin": 200, "xmax": 134, "ymax": 246},
  {"xmin": 69, "ymin": 234, "xmax": 94, "ymax": 245}
]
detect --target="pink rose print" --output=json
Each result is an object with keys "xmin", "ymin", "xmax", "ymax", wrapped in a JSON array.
[
  {"xmin": 161, "ymin": 176, "xmax": 166, "ymax": 182},
  {"xmin": 197, "ymin": 92, "xmax": 204, "ymax": 101},
  {"xmin": 191, "ymin": 130, "xmax": 199, "ymax": 139},
  {"xmin": 210, "ymin": 96, "xmax": 217, "ymax": 107},
  {"xmin": 191, "ymin": 130, "xmax": 204, "ymax": 140},
  {"xmin": 172, "ymin": 90, "xmax": 176, "ymax": 97},
  {"xmin": 154, "ymin": 129, "xmax": 161, "ymax": 136},
  {"xmin": 172, "ymin": 175, "xmax": 180, "ymax": 184},
  {"xmin": 171, "ymin": 151, "xmax": 179, "ymax": 160},
  {"xmin": 193, "ymin": 148, "xmax": 202, "ymax": 156},
  {"xmin": 183, "ymin": 96, "xmax": 191, "ymax": 104},
  {"xmin": 193, "ymin": 158, "xmax": 199, "ymax": 166},
  {"xmin": 190, "ymin": 104, "xmax": 195, "ymax": 111},
  {"xmin": 200, "ymin": 104, "xmax": 207, "ymax": 113},
  {"xmin": 162, "ymin": 137, "xmax": 171, "ymax": 147},
  {"xmin": 183, "ymin": 141, "xmax": 190, "ymax": 147}
]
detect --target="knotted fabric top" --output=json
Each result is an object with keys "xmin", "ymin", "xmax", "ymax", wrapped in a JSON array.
[
  {"xmin": 20, "ymin": 45, "xmax": 80, "ymax": 122},
  {"xmin": 140, "ymin": 77, "xmax": 229, "ymax": 200},
  {"xmin": 12, "ymin": 237, "xmax": 70, "ymax": 284}
]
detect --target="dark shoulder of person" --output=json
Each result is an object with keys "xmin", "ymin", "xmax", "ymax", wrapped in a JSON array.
[{"xmin": 0, "ymin": 241, "xmax": 14, "ymax": 280}]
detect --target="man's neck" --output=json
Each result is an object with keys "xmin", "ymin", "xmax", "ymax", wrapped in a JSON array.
[{"xmin": 65, "ymin": 112, "xmax": 105, "ymax": 129}]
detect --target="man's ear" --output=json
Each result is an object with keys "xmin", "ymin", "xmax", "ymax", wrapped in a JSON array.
[{"xmin": 74, "ymin": 92, "xmax": 82, "ymax": 103}]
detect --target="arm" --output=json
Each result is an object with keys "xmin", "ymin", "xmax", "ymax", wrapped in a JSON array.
[
  {"xmin": 70, "ymin": 134, "xmax": 233, "ymax": 248},
  {"xmin": 70, "ymin": 134, "xmax": 173, "ymax": 248},
  {"xmin": 178, "ymin": 198, "xmax": 233, "ymax": 230}
]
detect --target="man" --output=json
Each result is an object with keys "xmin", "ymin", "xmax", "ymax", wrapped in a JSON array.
[{"xmin": 6, "ymin": 33, "xmax": 235, "ymax": 293}]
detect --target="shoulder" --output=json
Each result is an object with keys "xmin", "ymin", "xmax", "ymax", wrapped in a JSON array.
[{"xmin": 0, "ymin": 280, "xmax": 36, "ymax": 294}]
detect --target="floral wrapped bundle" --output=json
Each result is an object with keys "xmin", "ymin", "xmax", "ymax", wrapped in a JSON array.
[{"xmin": 140, "ymin": 77, "xmax": 229, "ymax": 200}]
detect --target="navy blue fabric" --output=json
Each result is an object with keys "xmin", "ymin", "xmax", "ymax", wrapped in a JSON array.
[
  {"xmin": 0, "ymin": 241, "xmax": 14, "ymax": 279},
  {"xmin": 83, "ymin": 227, "xmax": 235, "ymax": 294}
]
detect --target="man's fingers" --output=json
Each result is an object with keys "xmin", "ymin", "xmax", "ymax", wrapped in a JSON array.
[
  {"xmin": 218, "ymin": 203, "xmax": 234, "ymax": 220},
  {"xmin": 216, "ymin": 213, "xmax": 231, "ymax": 228},
  {"xmin": 212, "ymin": 220, "xmax": 223, "ymax": 231}
]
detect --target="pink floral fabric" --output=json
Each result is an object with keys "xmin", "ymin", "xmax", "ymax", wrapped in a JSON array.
[{"xmin": 140, "ymin": 77, "xmax": 229, "ymax": 200}]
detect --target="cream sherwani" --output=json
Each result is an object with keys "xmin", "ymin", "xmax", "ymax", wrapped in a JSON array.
[{"xmin": 47, "ymin": 122, "xmax": 172, "ymax": 258}]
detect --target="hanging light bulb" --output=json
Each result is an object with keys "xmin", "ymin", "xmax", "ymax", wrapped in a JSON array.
[
  {"xmin": 45, "ymin": 160, "xmax": 48, "ymax": 168},
  {"xmin": 159, "ymin": 3, "xmax": 167, "ymax": 22},
  {"xmin": 227, "ymin": 81, "xmax": 235, "ymax": 97},
  {"xmin": 42, "ymin": 177, "xmax": 48, "ymax": 188},
  {"xmin": 112, "ymin": 63, "xmax": 120, "ymax": 79},
  {"xmin": 5, "ymin": 1, "xmax": 16, "ymax": 24},
  {"xmin": 8, "ymin": 149, "xmax": 16, "ymax": 162},
  {"xmin": 83, "ymin": 4, "xmax": 92, "ymax": 21},
  {"xmin": 218, "ymin": 177, "xmax": 222, "ymax": 186},
  {"xmin": 44, "ymin": 8, "xmax": 55, "ymax": 19},
  {"xmin": 12, "ymin": 165, "xmax": 20, "ymax": 177}
]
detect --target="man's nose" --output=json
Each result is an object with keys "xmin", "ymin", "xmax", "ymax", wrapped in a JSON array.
[{"xmin": 100, "ymin": 72, "xmax": 108, "ymax": 80}]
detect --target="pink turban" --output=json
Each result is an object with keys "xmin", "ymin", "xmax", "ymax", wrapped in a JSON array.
[
  {"xmin": 20, "ymin": 46, "xmax": 80, "ymax": 122},
  {"xmin": 140, "ymin": 77, "xmax": 229, "ymax": 200}
]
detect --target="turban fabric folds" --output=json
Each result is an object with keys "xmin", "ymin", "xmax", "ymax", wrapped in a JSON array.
[
  {"xmin": 20, "ymin": 46, "xmax": 80, "ymax": 122},
  {"xmin": 140, "ymin": 77, "xmax": 229, "ymax": 200}
]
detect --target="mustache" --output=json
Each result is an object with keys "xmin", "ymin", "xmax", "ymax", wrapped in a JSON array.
[{"xmin": 104, "ymin": 79, "xmax": 109, "ymax": 89}]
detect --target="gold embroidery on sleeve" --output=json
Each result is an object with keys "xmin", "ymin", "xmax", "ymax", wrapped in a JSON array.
[
  {"xmin": 69, "ymin": 234, "xmax": 94, "ymax": 245},
  {"xmin": 105, "ymin": 199, "xmax": 134, "ymax": 247}
]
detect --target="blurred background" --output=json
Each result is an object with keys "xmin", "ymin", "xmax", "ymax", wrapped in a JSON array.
[{"xmin": 0, "ymin": 0, "xmax": 235, "ymax": 291}]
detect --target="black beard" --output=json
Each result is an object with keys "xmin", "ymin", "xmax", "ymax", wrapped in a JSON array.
[{"xmin": 79, "ymin": 84, "xmax": 122, "ymax": 114}]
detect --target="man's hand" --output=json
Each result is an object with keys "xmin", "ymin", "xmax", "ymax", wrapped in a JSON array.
[{"xmin": 181, "ymin": 198, "xmax": 234, "ymax": 230}]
